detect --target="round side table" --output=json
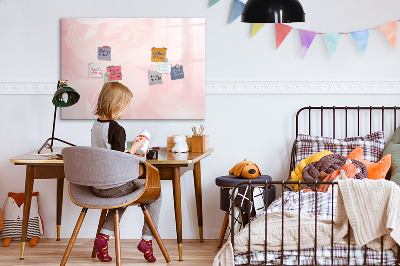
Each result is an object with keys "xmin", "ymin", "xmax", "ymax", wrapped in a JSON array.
[{"xmin": 215, "ymin": 175, "xmax": 275, "ymax": 248}]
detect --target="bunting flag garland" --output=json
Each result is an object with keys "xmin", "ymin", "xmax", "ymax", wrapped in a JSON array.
[
  {"xmin": 323, "ymin": 33, "xmax": 341, "ymax": 58},
  {"xmin": 298, "ymin": 30, "xmax": 317, "ymax": 58},
  {"xmin": 251, "ymin": 23, "xmax": 266, "ymax": 38},
  {"xmin": 351, "ymin": 29, "xmax": 370, "ymax": 55},
  {"xmin": 207, "ymin": 3, "xmax": 400, "ymax": 58},
  {"xmin": 229, "ymin": 0, "xmax": 245, "ymax": 24},
  {"xmin": 275, "ymin": 23, "xmax": 293, "ymax": 49},
  {"xmin": 209, "ymin": 0, "xmax": 220, "ymax": 7},
  {"xmin": 378, "ymin": 21, "xmax": 398, "ymax": 50}
]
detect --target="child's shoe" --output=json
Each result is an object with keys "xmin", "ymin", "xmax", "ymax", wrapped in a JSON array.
[
  {"xmin": 137, "ymin": 239, "xmax": 156, "ymax": 262},
  {"xmin": 94, "ymin": 233, "xmax": 112, "ymax": 262}
]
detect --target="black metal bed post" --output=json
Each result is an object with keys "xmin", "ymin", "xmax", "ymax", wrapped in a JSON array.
[
  {"xmin": 314, "ymin": 180, "xmax": 318, "ymax": 266},
  {"xmin": 264, "ymin": 180, "xmax": 268, "ymax": 266},
  {"xmin": 331, "ymin": 182, "xmax": 334, "ymax": 265},
  {"xmin": 281, "ymin": 181, "xmax": 285, "ymax": 266},
  {"xmin": 247, "ymin": 180, "xmax": 252, "ymax": 264},
  {"xmin": 298, "ymin": 180, "xmax": 301, "ymax": 266}
]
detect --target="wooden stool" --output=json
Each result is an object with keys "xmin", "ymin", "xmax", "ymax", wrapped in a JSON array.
[{"xmin": 215, "ymin": 175, "xmax": 275, "ymax": 248}]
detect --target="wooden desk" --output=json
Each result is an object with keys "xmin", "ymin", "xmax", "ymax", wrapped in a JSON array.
[{"xmin": 10, "ymin": 147, "xmax": 213, "ymax": 261}]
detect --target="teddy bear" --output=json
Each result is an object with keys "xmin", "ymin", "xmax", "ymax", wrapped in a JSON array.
[
  {"xmin": 172, "ymin": 135, "xmax": 189, "ymax": 153},
  {"xmin": 1, "ymin": 192, "xmax": 44, "ymax": 247},
  {"xmin": 229, "ymin": 159, "xmax": 261, "ymax": 179}
]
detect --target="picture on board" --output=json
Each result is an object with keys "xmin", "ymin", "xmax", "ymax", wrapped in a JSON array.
[{"xmin": 61, "ymin": 18, "xmax": 205, "ymax": 119}]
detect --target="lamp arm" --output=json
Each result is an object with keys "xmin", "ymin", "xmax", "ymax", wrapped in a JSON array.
[{"xmin": 50, "ymin": 105, "xmax": 57, "ymax": 148}]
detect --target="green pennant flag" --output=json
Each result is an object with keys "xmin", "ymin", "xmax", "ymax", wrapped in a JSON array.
[{"xmin": 209, "ymin": 0, "xmax": 220, "ymax": 7}]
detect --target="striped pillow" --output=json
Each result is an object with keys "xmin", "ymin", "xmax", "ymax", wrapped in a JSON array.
[{"xmin": 294, "ymin": 131, "xmax": 385, "ymax": 166}]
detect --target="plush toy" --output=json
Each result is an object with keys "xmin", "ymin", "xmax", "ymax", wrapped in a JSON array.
[
  {"xmin": 229, "ymin": 159, "xmax": 261, "ymax": 179},
  {"xmin": 0, "ymin": 208, "xmax": 3, "ymax": 232},
  {"xmin": 348, "ymin": 146, "xmax": 391, "ymax": 180},
  {"xmin": 1, "ymin": 192, "xmax": 44, "ymax": 247},
  {"xmin": 172, "ymin": 135, "xmax": 189, "ymax": 153},
  {"xmin": 317, "ymin": 160, "xmax": 360, "ymax": 193},
  {"xmin": 289, "ymin": 150, "xmax": 333, "ymax": 191}
]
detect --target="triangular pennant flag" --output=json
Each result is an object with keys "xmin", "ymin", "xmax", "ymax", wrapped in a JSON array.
[
  {"xmin": 351, "ymin": 29, "xmax": 370, "ymax": 55},
  {"xmin": 323, "ymin": 33, "xmax": 341, "ymax": 58},
  {"xmin": 275, "ymin": 23, "xmax": 293, "ymax": 49},
  {"xmin": 298, "ymin": 29, "xmax": 317, "ymax": 58},
  {"xmin": 209, "ymin": 0, "xmax": 220, "ymax": 7},
  {"xmin": 229, "ymin": 0, "xmax": 245, "ymax": 24},
  {"xmin": 251, "ymin": 23, "xmax": 266, "ymax": 38},
  {"xmin": 378, "ymin": 21, "xmax": 398, "ymax": 50}
]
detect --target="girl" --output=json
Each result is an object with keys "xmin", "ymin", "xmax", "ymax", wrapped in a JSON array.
[{"xmin": 91, "ymin": 82, "xmax": 162, "ymax": 263}]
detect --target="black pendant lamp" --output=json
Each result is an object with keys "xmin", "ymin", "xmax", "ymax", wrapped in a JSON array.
[{"xmin": 242, "ymin": 0, "xmax": 305, "ymax": 23}]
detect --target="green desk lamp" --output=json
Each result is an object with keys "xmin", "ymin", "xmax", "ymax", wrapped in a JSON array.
[{"xmin": 38, "ymin": 80, "xmax": 80, "ymax": 154}]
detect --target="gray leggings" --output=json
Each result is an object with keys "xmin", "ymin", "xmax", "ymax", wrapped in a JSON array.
[{"xmin": 92, "ymin": 180, "xmax": 162, "ymax": 240}]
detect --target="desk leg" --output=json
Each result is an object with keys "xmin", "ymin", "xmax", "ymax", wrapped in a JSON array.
[
  {"xmin": 172, "ymin": 167, "xmax": 183, "ymax": 261},
  {"xmin": 193, "ymin": 161, "xmax": 203, "ymax": 242},
  {"xmin": 20, "ymin": 165, "xmax": 35, "ymax": 259},
  {"xmin": 56, "ymin": 178, "xmax": 64, "ymax": 241}
]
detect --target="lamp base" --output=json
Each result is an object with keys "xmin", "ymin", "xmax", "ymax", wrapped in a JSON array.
[{"xmin": 38, "ymin": 137, "xmax": 76, "ymax": 154}]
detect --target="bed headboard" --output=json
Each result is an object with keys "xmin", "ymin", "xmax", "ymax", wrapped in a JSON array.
[{"xmin": 290, "ymin": 106, "xmax": 400, "ymax": 179}]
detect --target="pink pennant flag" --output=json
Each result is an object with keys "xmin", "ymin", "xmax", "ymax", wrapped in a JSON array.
[
  {"xmin": 378, "ymin": 21, "xmax": 398, "ymax": 50},
  {"xmin": 298, "ymin": 29, "xmax": 317, "ymax": 58},
  {"xmin": 275, "ymin": 23, "xmax": 293, "ymax": 49}
]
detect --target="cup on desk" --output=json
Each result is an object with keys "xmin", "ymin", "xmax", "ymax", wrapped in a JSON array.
[{"xmin": 146, "ymin": 150, "xmax": 158, "ymax": 160}]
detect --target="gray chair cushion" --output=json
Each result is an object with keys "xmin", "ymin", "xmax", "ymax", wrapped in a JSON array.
[{"xmin": 69, "ymin": 180, "xmax": 145, "ymax": 208}]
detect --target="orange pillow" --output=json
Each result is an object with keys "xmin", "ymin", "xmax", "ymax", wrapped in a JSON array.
[{"xmin": 347, "ymin": 146, "xmax": 391, "ymax": 180}]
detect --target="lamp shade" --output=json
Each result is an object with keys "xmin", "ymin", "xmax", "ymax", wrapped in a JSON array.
[
  {"xmin": 52, "ymin": 84, "xmax": 80, "ymax": 107},
  {"xmin": 241, "ymin": 0, "xmax": 305, "ymax": 23}
]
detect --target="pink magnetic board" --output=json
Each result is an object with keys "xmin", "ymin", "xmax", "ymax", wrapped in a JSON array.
[{"xmin": 61, "ymin": 18, "xmax": 205, "ymax": 119}]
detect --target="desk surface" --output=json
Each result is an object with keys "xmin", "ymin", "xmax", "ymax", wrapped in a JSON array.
[{"xmin": 10, "ymin": 147, "xmax": 214, "ymax": 165}]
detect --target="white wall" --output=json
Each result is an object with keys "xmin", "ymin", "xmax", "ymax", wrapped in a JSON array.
[{"xmin": 1, "ymin": 0, "xmax": 400, "ymax": 240}]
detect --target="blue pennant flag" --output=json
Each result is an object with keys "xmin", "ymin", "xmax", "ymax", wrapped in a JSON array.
[
  {"xmin": 209, "ymin": 0, "xmax": 220, "ymax": 7},
  {"xmin": 351, "ymin": 29, "xmax": 371, "ymax": 55},
  {"xmin": 323, "ymin": 33, "xmax": 341, "ymax": 58},
  {"xmin": 229, "ymin": 0, "xmax": 245, "ymax": 24}
]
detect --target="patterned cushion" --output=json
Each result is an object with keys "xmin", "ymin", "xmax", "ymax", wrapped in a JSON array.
[{"xmin": 294, "ymin": 131, "xmax": 385, "ymax": 166}]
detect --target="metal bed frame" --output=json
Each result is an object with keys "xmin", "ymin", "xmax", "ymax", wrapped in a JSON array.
[{"xmin": 230, "ymin": 106, "xmax": 400, "ymax": 266}]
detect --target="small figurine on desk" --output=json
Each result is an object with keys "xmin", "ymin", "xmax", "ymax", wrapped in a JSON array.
[{"xmin": 172, "ymin": 135, "xmax": 189, "ymax": 153}]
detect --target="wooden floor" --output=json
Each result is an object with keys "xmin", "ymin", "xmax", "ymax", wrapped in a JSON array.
[{"xmin": 0, "ymin": 239, "xmax": 221, "ymax": 265}]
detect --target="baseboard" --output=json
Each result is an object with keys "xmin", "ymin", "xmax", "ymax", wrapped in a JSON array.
[{"xmin": 44, "ymin": 228, "xmax": 222, "ymax": 240}]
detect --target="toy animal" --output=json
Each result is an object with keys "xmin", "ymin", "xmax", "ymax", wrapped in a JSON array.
[
  {"xmin": 1, "ymin": 192, "xmax": 43, "ymax": 247},
  {"xmin": 172, "ymin": 135, "xmax": 189, "ymax": 153},
  {"xmin": 229, "ymin": 159, "xmax": 261, "ymax": 179}
]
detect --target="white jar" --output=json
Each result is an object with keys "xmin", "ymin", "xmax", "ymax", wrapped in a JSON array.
[{"xmin": 135, "ymin": 129, "xmax": 150, "ymax": 154}]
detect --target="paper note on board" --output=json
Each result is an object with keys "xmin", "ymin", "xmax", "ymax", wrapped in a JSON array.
[
  {"xmin": 171, "ymin": 65, "xmax": 184, "ymax": 80},
  {"xmin": 148, "ymin": 70, "xmax": 163, "ymax": 85},
  {"xmin": 88, "ymin": 63, "xmax": 103, "ymax": 78},
  {"xmin": 98, "ymin": 46, "xmax": 111, "ymax": 61},
  {"xmin": 107, "ymin": 66, "xmax": 122, "ymax": 81},
  {"xmin": 151, "ymin": 47, "xmax": 167, "ymax": 62},
  {"xmin": 157, "ymin": 61, "xmax": 172, "ymax": 74}
]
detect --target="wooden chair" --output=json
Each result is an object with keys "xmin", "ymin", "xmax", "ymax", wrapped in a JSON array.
[{"xmin": 60, "ymin": 146, "xmax": 171, "ymax": 265}]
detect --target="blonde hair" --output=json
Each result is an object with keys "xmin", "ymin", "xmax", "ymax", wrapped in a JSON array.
[{"xmin": 94, "ymin": 82, "xmax": 133, "ymax": 120}]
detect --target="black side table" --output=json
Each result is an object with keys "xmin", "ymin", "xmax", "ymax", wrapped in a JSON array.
[{"xmin": 215, "ymin": 175, "xmax": 275, "ymax": 248}]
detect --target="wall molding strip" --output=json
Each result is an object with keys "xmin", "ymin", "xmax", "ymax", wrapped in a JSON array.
[{"xmin": 1, "ymin": 81, "xmax": 400, "ymax": 95}]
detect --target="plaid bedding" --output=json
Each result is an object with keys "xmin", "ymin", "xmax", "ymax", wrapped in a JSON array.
[
  {"xmin": 234, "ymin": 191, "xmax": 397, "ymax": 265},
  {"xmin": 294, "ymin": 131, "xmax": 385, "ymax": 166}
]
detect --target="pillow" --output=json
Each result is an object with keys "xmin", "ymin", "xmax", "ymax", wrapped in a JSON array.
[
  {"xmin": 348, "ymin": 146, "xmax": 391, "ymax": 180},
  {"xmin": 382, "ymin": 126, "xmax": 400, "ymax": 184},
  {"xmin": 295, "ymin": 131, "xmax": 385, "ymax": 166}
]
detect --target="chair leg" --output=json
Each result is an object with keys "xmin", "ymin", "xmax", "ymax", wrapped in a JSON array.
[
  {"xmin": 91, "ymin": 209, "xmax": 108, "ymax": 258},
  {"xmin": 114, "ymin": 209, "xmax": 121, "ymax": 266},
  {"xmin": 60, "ymin": 208, "xmax": 88, "ymax": 266},
  {"xmin": 217, "ymin": 211, "xmax": 230, "ymax": 248},
  {"xmin": 141, "ymin": 205, "xmax": 171, "ymax": 263}
]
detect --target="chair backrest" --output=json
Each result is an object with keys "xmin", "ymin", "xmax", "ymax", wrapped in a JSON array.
[{"xmin": 62, "ymin": 146, "xmax": 145, "ymax": 187}]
